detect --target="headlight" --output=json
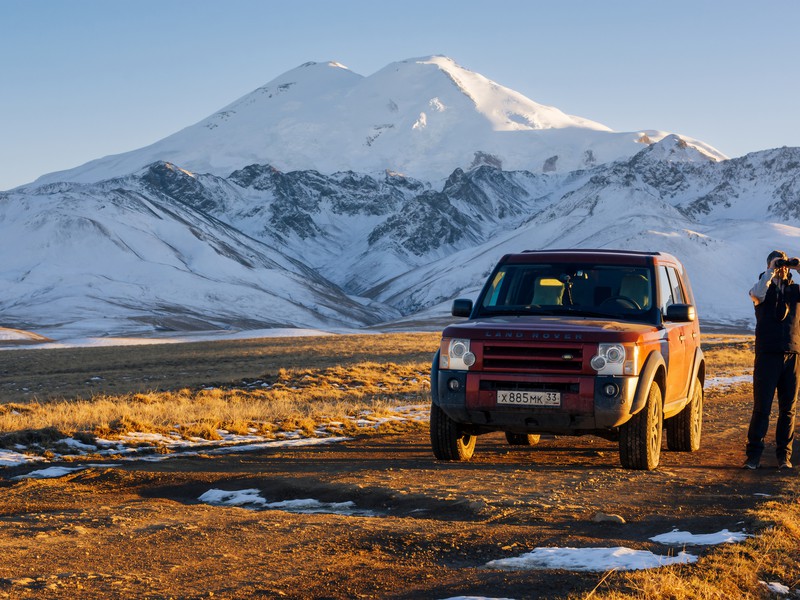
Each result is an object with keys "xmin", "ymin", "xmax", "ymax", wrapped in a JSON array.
[
  {"xmin": 591, "ymin": 343, "xmax": 638, "ymax": 376},
  {"xmin": 440, "ymin": 338, "xmax": 476, "ymax": 370}
]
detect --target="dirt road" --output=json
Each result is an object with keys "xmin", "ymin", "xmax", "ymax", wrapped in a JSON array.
[{"xmin": 0, "ymin": 379, "xmax": 794, "ymax": 599}]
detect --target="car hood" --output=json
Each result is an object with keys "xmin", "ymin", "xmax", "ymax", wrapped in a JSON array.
[{"xmin": 441, "ymin": 315, "xmax": 662, "ymax": 344}]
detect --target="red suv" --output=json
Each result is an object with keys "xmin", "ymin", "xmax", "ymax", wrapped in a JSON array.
[{"xmin": 430, "ymin": 249, "xmax": 704, "ymax": 470}]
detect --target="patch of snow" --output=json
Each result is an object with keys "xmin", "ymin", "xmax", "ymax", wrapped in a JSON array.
[
  {"xmin": 202, "ymin": 437, "xmax": 350, "ymax": 455},
  {"xmin": 485, "ymin": 546, "xmax": 696, "ymax": 572},
  {"xmin": 11, "ymin": 464, "xmax": 117, "ymax": 480},
  {"xmin": 760, "ymin": 581, "xmax": 790, "ymax": 595},
  {"xmin": 705, "ymin": 375, "xmax": 751, "ymax": 389},
  {"xmin": 13, "ymin": 466, "xmax": 84, "ymax": 479},
  {"xmin": 59, "ymin": 438, "xmax": 97, "ymax": 452},
  {"xmin": 199, "ymin": 488, "xmax": 266, "ymax": 507},
  {"xmin": 650, "ymin": 528, "xmax": 751, "ymax": 545},
  {"xmin": 198, "ymin": 488, "xmax": 376, "ymax": 516},
  {"xmin": 265, "ymin": 499, "xmax": 376, "ymax": 516},
  {"xmin": 89, "ymin": 433, "xmax": 352, "ymax": 462},
  {"xmin": 0, "ymin": 450, "xmax": 46, "ymax": 468}
]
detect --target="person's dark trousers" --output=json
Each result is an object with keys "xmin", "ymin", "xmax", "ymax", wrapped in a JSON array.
[{"xmin": 746, "ymin": 351, "xmax": 799, "ymax": 463}]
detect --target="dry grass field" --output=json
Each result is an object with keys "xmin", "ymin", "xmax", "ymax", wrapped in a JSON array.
[
  {"xmin": 0, "ymin": 331, "xmax": 798, "ymax": 599},
  {"xmin": 0, "ymin": 333, "xmax": 440, "ymax": 447}
]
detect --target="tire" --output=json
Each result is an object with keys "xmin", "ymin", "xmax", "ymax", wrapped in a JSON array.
[
  {"xmin": 505, "ymin": 432, "xmax": 541, "ymax": 446},
  {"xmin": 619, "ymin": 381, "xmax": 663, "ymax": 470},
  {"xmin": 666, "ymin": 378, "xmax": 703, "ymax": 452},
  {"xmin": 430, "ymin": 403, "xmax": 476, "ymax": 461}
]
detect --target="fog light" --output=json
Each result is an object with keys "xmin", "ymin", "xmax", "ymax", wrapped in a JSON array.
[
  {"xmin": 448, "ymin": 378, "xmax": 461, "ymax": 391},
  {"xmin": 603, "ymin": 383, "xmax": 619, "ymax": 397}
]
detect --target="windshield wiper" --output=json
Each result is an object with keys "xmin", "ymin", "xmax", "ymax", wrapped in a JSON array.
[{"xmin": 479, "ymin": 307, "xmax": 560, "ymax": 317}]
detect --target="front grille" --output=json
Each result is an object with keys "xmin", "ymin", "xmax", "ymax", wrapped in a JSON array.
[
  {"xmin": 479, "ymin": 380, "xmax": 579, "ymax": 394},
  {"xmin": 482, "ymin": 344, "xmax": 583, "ymax": 372}
]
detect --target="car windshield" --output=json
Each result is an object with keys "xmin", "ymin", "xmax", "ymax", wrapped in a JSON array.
[{"xmin": 477, "ymin": 263, "xmax": 655, "ymax": 321}]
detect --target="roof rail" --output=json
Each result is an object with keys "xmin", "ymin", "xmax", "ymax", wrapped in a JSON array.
[{"xmin": 521, "ymin": 248, "xmax": 662, "ymax": 256}]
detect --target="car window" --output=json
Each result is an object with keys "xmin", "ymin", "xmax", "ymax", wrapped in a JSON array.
[
  {"xmin": 657, "ymin": 266, "xmax": 674, "ymax": 314},
  {"xmin": 479, "ymin": 263, "xmax": 654, "ymax": 320},
  {"xmin": 657, "ymin": 265, "xmax": 687, "ymax": 316},
  {"xmin": 666, "ymin": 267, "xmax": 685, "ymax": 304}
]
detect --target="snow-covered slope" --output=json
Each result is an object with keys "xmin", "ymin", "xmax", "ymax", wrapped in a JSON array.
[
  {"xmin": 0, "ymin": 164, "xmax": 397, "ymax": 337},
  {"xmin": 31, "ymin": 56, "xmax": 725, "ymax": 186}
]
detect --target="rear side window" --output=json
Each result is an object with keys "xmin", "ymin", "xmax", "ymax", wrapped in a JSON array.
[
  {"xmin": 667, "ymin": 267, "xmax": 685, "ymax": 304},
  {"xmin": 657, "ymin": 266, "xmax": 686, "ymax": 315}
]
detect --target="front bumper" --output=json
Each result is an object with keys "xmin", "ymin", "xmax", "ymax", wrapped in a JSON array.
[{"xmin": 436, "ymin": 370, "xmax": 639, "ymax": 432}]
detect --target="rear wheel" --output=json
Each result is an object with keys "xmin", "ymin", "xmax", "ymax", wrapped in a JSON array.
[
  {"xmin": 666, "ymin": 377, "xmax": 703, "ymax": 452},
  {"xmin": 505, "ymin": 432, "xmax": 541, "ymax": 446},
  {"xmin": 619, "ymin": 381, "xmax": 663, "ymax": 470},
  {"xmin": 430, "ymin": 404, "xmax": 476, "ymax": 461}
]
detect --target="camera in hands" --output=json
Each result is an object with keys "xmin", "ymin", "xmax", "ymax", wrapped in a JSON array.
[{"xmin": 776, "ymin": 258, "xmax": 800, "ymax": 268}]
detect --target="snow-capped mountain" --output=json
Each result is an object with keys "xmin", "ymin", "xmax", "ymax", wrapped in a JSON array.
[
  {"xmin": 3, "ymin": 56, "xmax": 797, "ymax": 339},
  {"xmin": 31, "ymin": 56, "xmax": 725, "ymax": 186},
  {"xmin": 5, "ymin": 141, "xmax": 798, "ymax": 338}
]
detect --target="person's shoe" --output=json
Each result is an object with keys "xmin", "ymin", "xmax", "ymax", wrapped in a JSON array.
[
  {"xmin": 742, "ymin": 459, "xmax": 760, "ymax": 470},
  {"xmin": 778, "ymin": 459, "xmax": 793, "ymax": 470}
]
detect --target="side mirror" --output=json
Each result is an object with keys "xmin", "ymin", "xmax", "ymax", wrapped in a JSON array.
[
  {"xmin": 451, "ymin": 299, "xmax": 473, "ymax": 318},
  {"xmin": 665, "ymin": 303, "xmax": 696, "ymax": 322}
]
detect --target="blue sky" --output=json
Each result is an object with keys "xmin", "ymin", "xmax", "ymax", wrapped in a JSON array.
[{"xmin": 1, "ymin": 0, "xmax": 798, "ymax": 190}]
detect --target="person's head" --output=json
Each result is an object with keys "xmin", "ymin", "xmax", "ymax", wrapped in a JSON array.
[
  {"xmin": 767, "ymin": 250, "xmax": 788, "ymax": 268},
  {"xmin": 767, "ymin": 250, "xmax": 793, "ymax": 282}
]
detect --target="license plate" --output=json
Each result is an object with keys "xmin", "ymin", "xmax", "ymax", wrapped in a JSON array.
[{"xmin": 496, "ymin": 390, "xmax": 561, "ymax": 407}]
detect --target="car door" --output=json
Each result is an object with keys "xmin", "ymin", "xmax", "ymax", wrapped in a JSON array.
[{"xmin": 657, "ymin": 266, "xmax": 689, "ymax": 407}]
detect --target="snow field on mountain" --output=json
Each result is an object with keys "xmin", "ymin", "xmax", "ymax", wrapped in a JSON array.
[{"xmin": 30, "ymin": 56, "xmax": 725, "ymax": 187}]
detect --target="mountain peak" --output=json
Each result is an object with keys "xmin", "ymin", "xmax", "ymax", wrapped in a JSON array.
[
  {"xmin": 29, "ymin": 56, "xmax": 726, "ymax": 186},
  {"xmin": 285, "ymin": 60, "xmax": 354, "ymax": 77},
  {"xmin": 636, "ymin": 133, "xmax": 720, "ymax": 163}
]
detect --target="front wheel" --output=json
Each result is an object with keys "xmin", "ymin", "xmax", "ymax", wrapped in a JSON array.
[
  {"xmin": 666, "ymin": 377, "xmax": 703, "ymax": 452},
  {"xmin": 505, "ymin": 432, "xmax": 541, "ymax": 446},
  {"xmin": 430, "ymin": 404, "xmax": 476, "ymax": 461},
  {"xmin": 619, "ymin": 381, "xmax": 663, "ymax": 470}
]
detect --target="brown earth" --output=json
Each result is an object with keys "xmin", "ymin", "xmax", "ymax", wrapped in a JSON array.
[{"xmin": 0, "ymin": 377, "xmax": 796, "ymax": 599}]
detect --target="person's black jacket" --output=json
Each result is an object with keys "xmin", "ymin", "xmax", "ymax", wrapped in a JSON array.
[{"xmin": 755, "ymin": 273, "xmax": 800, "ymax": 353}]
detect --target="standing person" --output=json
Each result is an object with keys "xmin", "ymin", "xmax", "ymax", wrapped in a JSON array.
[{"xmin": 744, "ymin": 250, "xmax": 800, "ymax": 470}]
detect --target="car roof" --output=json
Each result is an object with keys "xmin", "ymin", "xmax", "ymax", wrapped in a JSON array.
[{"xmin": 502, "ymin": 249, "xmax": 682, "ymax": 266}]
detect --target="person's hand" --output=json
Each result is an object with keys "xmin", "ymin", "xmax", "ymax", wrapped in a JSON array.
[{"xmin": 770, "ymin": 257, "xmax": 783, "ymax": 270}]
